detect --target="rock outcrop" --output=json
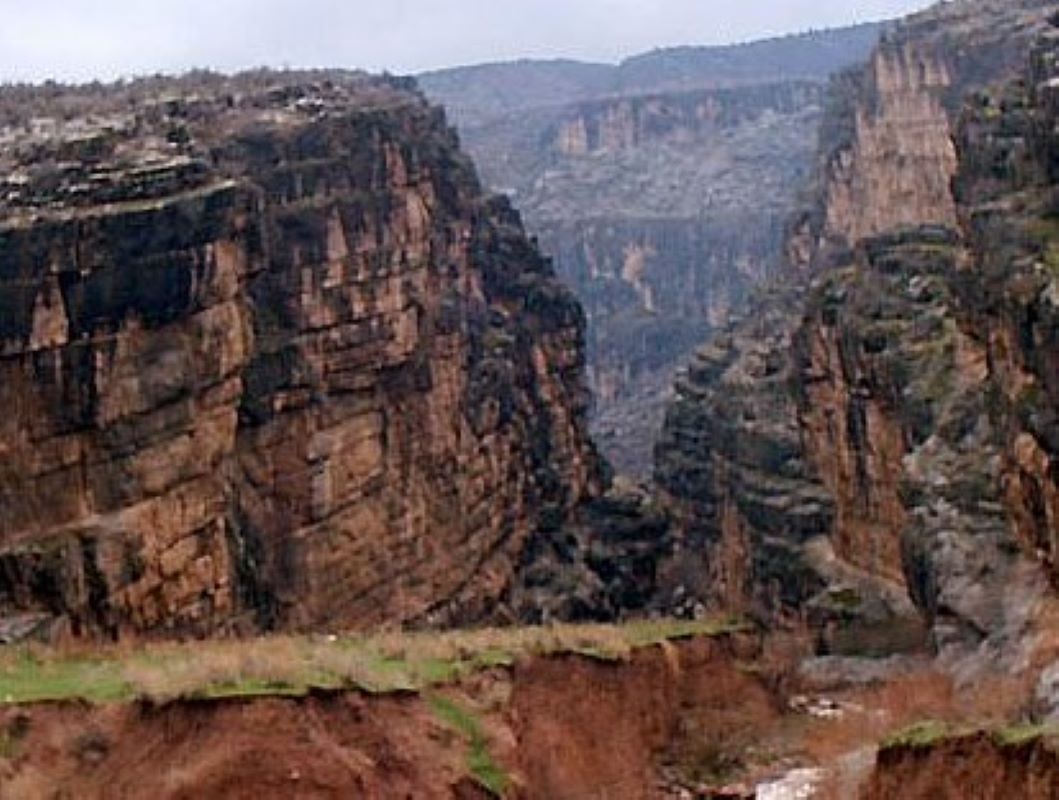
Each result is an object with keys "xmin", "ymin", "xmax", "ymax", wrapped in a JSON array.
[
  {"xmin": 954, "ymin": 26, "xmax": 1059, "ymax": 593},
  {"xmin": 654, "ymin": 283, "xmax": 925, "ymax": 654},
  {"xmin": 788, "ymin": 0, "xmax": 1051, "ymax": 270},
  {"xmin": 655, "ymin": 0, "xmax": 1059, "ymax": 665},
  {"xmin": 0, "ymin": 72, "xmax": 602, "ymax": 639},
  {"xmin": 421, "ymin": 27, "xmax": 883, "ymax": 476},
  {"xmin": 501, "ymin": 480, "xmax": 673, "ymax": 624}
]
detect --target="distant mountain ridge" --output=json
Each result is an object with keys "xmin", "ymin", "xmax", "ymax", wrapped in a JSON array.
[{"xmin": 420, "ymin": 23, "xmax": 885, "ymax": 126}]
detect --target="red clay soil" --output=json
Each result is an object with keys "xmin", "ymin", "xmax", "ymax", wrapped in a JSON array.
[
  {"xmin": 511, "ymin": 637, "xmax": 773, "ymax": 800},
  {"xmin": 861, "ymin": 733, "xmax": 1059, "ymax": 800},
  {"xmin": 0, "ymin": 692, "xmax": 469, "ymax": 799},
  {"xmin": 0, "ymin": 636, "xmax": 773, "ymax": 799}
]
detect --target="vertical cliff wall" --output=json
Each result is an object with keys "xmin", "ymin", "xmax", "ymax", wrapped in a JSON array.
[
  {"xmin": 789, "ymin": 0, "xmax": 1053, "ymax": 269},
  {"xmin": 0, "ymin": 179, "xmax": 262, "ymax": 638},
  {"xmin": 954, "ymin": 19, "xmax": 1059, "ymax": 590},
  {"xmin": 0, "ymin": 73, "xmax": 602, "ymax": 639},
  {"xmin": 656, "ymin": 0, "xmax": 1059, "ymax": 664}
]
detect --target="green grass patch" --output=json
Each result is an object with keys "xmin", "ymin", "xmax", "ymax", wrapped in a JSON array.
[
  {"xmin": 881, "ymin": 720, "xmax": 955, "ymax": 749},
  {"xmin": 827, "ymin": 587, "xmax": 863, "ymax": 611},
  {"xmin": 0, "ymin": 617, "xmax": 748, "ymax": 706},
  {"xmin": 992, "ymin": 724, "xmax": 1059, "ymax": 748},
  {"xmin": 0, "ymin": 651, "xmax": 131, "ymax": 704},
  {"xmin": 883, "ymin": 721, "xmax": 1059, "ymax": 753},
  {"xmin": 621, "ymin": 616, "xmax": 751, "ymax": 645},
  {"xmin": 429, "ymin": 694, "xmax": 510, "ymax": 797}
]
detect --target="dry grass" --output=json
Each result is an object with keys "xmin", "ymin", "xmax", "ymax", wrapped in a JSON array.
[
  {"xmin": 0, "ymin": 617, "xmax": 748, "ymax": 705},
  {"xmin": 121, "ymin": 637, "xmax": 319, "ymax": 701},
  {"xmin": 672, "ymin": 665, "xmax": 781, "ymax": 785}
]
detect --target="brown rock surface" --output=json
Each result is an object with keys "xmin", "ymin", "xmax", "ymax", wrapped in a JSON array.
[
  {"xmin": 0, "ymin": 72, "xmax": 602, "ymax": 638},
  {"xmin": 655, "ymin": 0, "xmax": 1059, "ymax": 665},
  {"xmin": 792, "ymin": 0, "xmax": 1053, "ymax": 270},
  {"xmin": 862, "ymin": 731, "xmax": 1059, "ymax": 799}
]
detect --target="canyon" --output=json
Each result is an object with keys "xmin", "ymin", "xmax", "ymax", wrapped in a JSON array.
[
  {"xmin": 656, "ymin": 0, "xmax": 1059, "ymax": 676},
  {"xmin": 0, "ymin": 0, "xmax": 1058, "ymax": 797},
  {"xmin": 421, "ymin": 26, "xmax": 882, "ymax": 476}
]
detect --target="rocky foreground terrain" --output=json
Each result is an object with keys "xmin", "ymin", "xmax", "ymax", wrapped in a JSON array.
[{"xmin": 422, "ymin": 26, "xmax": 883, "ymax": 475}]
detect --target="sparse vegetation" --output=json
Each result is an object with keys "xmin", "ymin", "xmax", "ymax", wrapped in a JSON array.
[
  {"xmin": 429, "ymin": 694, "xmax": 510, "ymax": 796},
  {"xmin": 804, "ymin": 666, "xmax": 1039, "ymax": 765},
  {"xmin": 70, "ymin": 729, "xmax": 110, "ymax": 764},
  {"xmin": 991, "ymin": 723, "xmax": 1059, "ymax": 748},
  {"xmin": 0, "ymin": 713, "xmax": 30, "ymax": 762},
  {"xmin": 882, "ymin": 720, "xmax": 955, "ymax": 749},
  {"xmin": 879, "ymin": 721, "xmax": 1059, "ymax": 753},
  {"xmin": 0, "ymin": 617, "xmax": 748, "ymax": 705},
  {"xmin": 668, "ymin": 651, "xmax": 783, "ymax": 788}
]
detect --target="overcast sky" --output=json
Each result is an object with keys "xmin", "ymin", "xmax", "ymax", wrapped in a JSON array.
[{"xmin": 0, "ymin": 0, "xmax": 935, "ymax": 83}]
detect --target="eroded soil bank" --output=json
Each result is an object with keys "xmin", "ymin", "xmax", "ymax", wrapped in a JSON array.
[
  {"xmin": 863, "ymin": 731, "xmax": 1059, "ymax": 800},
  {"xmin": 0, "ymin": 635, "xmax": 774, "ymax": 799}
]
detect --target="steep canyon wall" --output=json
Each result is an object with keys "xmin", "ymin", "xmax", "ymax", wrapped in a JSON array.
[
  {"xmin": 656, "ymin": 0, "xmax": 1059, "ymax": 665},
  {"xmin": 0, "ymin": 74, "xmax": 602, "ymax": 639}
]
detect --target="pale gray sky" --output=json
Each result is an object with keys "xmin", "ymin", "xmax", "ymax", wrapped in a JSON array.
[{"xmin": 0, "ymin": 0, "xmax": 935, "ymax": 83}]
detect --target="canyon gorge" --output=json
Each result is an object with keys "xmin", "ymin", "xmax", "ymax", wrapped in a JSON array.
[
  {"xmin": 0, "ymin": 0, "xmax": 1058, "ymax": 797},
  {"xmin": 656, "ymin": 0, "xmax": 1059, "ymax": 675},
  {"xmin": 421, "ymin": 25, "xmax": 882, "ymax": 476}
]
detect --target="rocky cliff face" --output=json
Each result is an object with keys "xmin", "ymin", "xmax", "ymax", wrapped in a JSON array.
[
  {"xmin": 789, "ymin": 0, "xmax": 1052, "ymax": 269},
  {"xmin": 656, "ymin": 0, "xmax": 1059, "ymax": 665},
  {"xmin": 0, "ymin": 72, "xmax": 602, "ymax": 639},
  {"xmin": 532, "ymin": 85, "xmax": 822, "ymax": 477},
  {"xmin": 654, "ymin": 284, "xmax": 923, "ymax": 653},
  {"xmin": 421, "ymin": 28, "xmax": 882, "ymax": 476},
  {"xmin": 954, "ymin": 26, "xmax": 1059, "ymax": 593}
]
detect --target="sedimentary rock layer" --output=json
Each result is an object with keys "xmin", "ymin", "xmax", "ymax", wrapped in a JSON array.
[
  {"xmin": 0, "ymin": 73, "xmax": 602, "ymax": 638},
  {"xmin": 655, "ymin": 0, "xmax": 1059, "ymax": 663},
  {"xmin": 863, "ymin": 730, "xmax": 1059, "ymax": 800},
  {"xmin": 0, "ymin": 634, "xmax": 766, "ymax": 799}
]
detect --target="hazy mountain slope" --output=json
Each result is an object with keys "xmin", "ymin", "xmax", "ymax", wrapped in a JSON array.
[{"xmin": 420, "ymin": 24, "xmax": 884, "ymax": 475}]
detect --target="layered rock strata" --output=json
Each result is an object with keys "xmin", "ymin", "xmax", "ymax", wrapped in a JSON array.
[
  {"xmin": 0, "ymin": 633, "xmax": 767, "ymax": 800},
  {"xmin": 788, "ymin": 0, "xmax": 1054, "ymax": 269},
  {"xmin": 863, "ymin": 729, "xmax": 1059, "ymax": 800},
  {"xmin": 0, "ymin": 73, "xmax": 602, "ymax": 638},
  {"xmin": 656, "ymin": 0, "xmax": 1059, "ymax": 663}
]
